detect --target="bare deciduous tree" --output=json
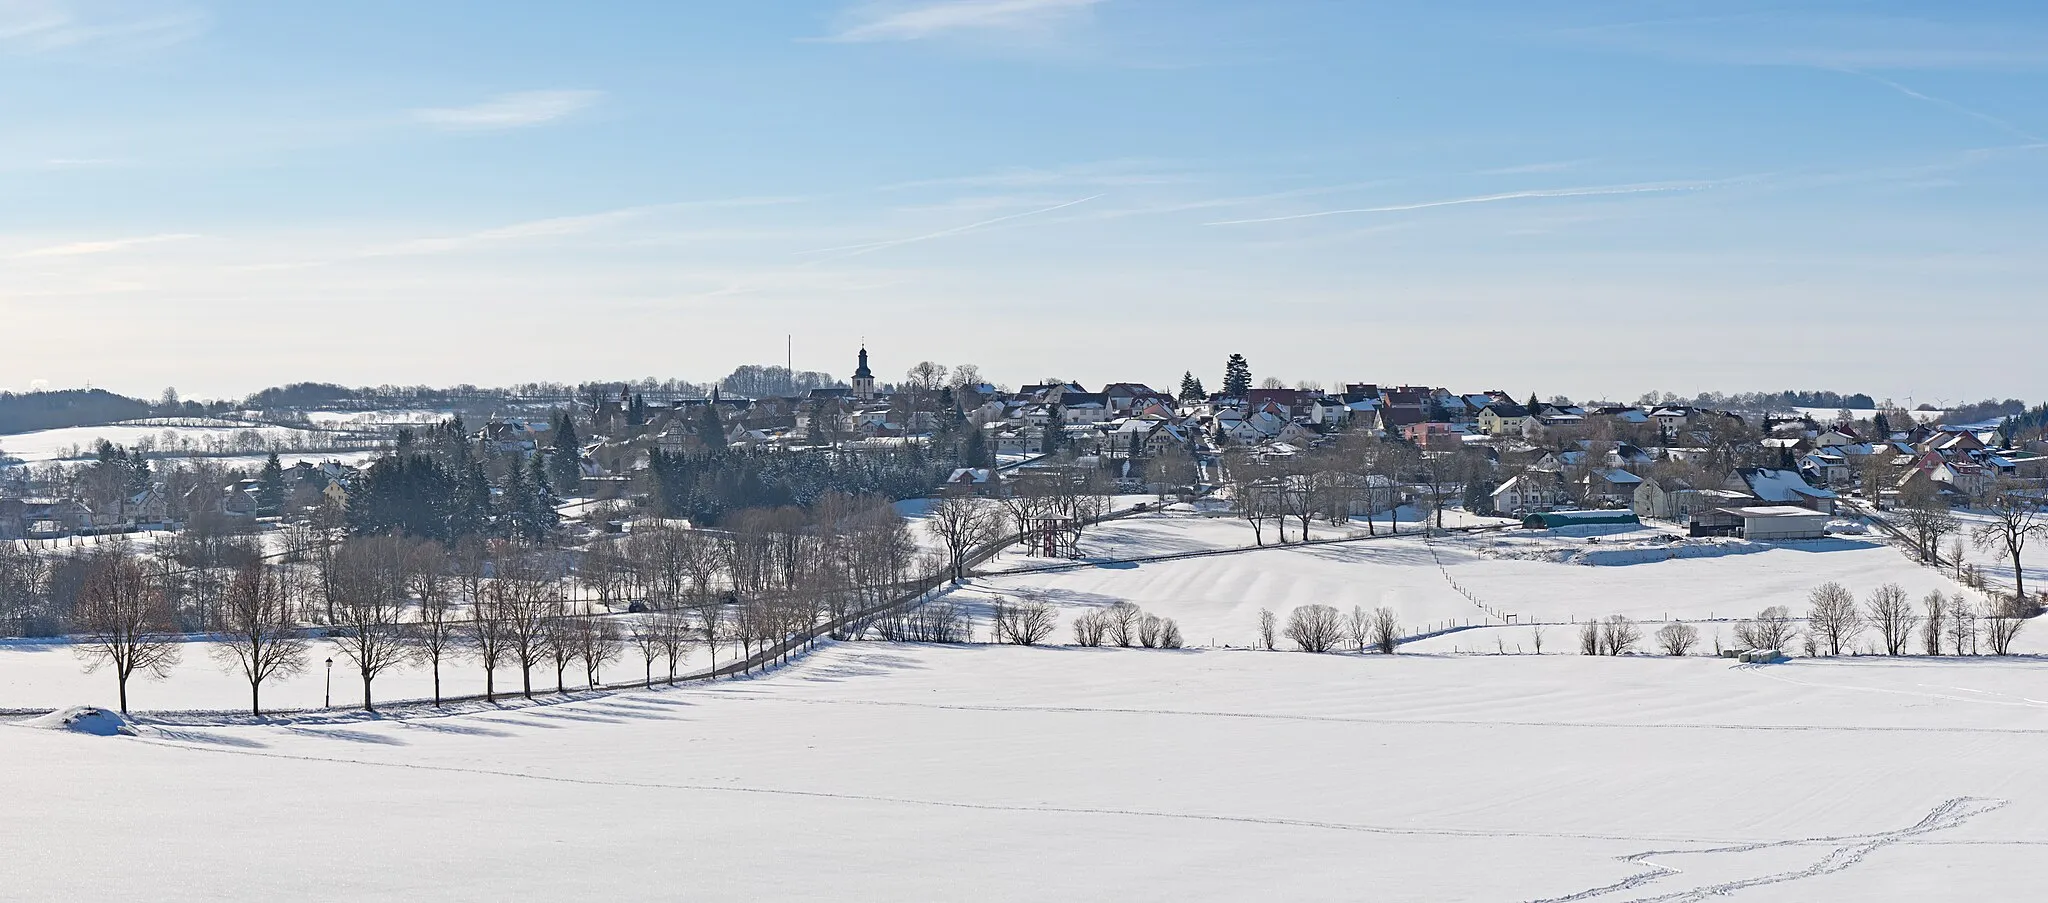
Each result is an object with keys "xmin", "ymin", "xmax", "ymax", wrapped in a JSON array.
[
  {"xmin": 1653, "ymin": 622, "xmax": 1698, "ymax": 656},
  {"xmin": 1531, "ymin": 624, "xmax": 1545, "ymax": 655},
  {"xmin": 1346, "ymin": 605, "xmax": 1371, "ymax": 653},
  {"xmin": 1136, "ymin": 613, "xmax": 1163, "ymax": 648},
  {"xmin": 1985, "ymin": 594, "xmax": 2029, "ymax": 656},
  {"xmin": 991, "ymin": 597, "xmax": 1057, "ymax": 646},
  {"xmin": 1972, "ymin": 481, "xmax": 2045, "ymax": 602},
  {"xmin": 1284, "ymin": 604, "xmax": 1346, "ymax": 653},
  {"xmin": 1578, "ymin": 620, "xmax": 1601, "ymax": 655},
  {"xmin": 1920, "ymin": 591, "xmax": 1948, "ymax": 656},
  {"xmin": 630, "ymin": 617, "xmax": 665, "ymax": 686},
  {"xmin": 1599, "ymin": 615, "xmax": 1640, "ymax": 655},
  {"xmin": 212, "ymin": 562, "xmax": 308, "ymax": 716},
  {"xmin": 1072, "ymin": 610, "xmax": 1108, "ymax": 646},
  {"xmin": 1157, "ymin": 617, "xmax": 1184, "ymax": 649},
  {"xmin": 73, "ymin": 552, "xmax": 182, "ymax": 715},
  {"xmin": 406, "ymin": 541, "xmax": 457, "ymax": 705},
  {"xmin": 577, "ymin": 614, "xmax": 625, "ymax": 687},
  {"xmin": 1897, "ymin": 482, "xmax": 1959, "ymax": 564},
  {"xmin": 1257, "ymin": 607, "xmax": 1277, "ymax": 651},
  {"xmin": 1807, "ymin": 581, "xmax": 1862, "ymax": 656},
  {"xmin": 1947, "ymin": 594, "xmax": 1977, "ymax": 656},
  {"xmin": 927, "ymin": 495, "xmax": 1003, "ymax": 583},
  {"xmin": 1734, "ymin": 605, "xmax": 1796, "ymax": 651},
  {"xmin": 1864, "ymin": 583, "xmax": 1914, "ymax": 656},
  {"xmin": 1105, "ymin": 602, "xmax": 1141, "ymax": 647},
  {"xmin": 1368, "ymin": 606, "xmax": 1401, "ymax": 654},
  {"xmin": 657, "ymin": 608, "xmax": 692, "ymax": 682},
  {"xmin": 328, "ymin": 559, "xmax": 412, "ymax": 711}
]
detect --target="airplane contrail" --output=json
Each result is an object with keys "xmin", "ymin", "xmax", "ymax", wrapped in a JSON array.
[{"xmin": 1203, "ymin": 183, "xmax": 1709, "ymax": 226}]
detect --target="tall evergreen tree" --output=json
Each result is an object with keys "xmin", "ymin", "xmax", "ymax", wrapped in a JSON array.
[
  {"xmin": 1223, "ymin": 355, "xmax": 1252, "ymax": 399},
  {"xmin": 1178, "ymin": 372, "xmax": 1207, "ymax": 405},
  {"xmin": 962, "ymin": 427, "xmax": 989, "ymax": 469},
  {"xmin": 527, "ymin": 453, "xmax": 560, "ymax": 531},
  {"xmin": 548, "ymin": 413, "xmax": 583, "ymax": 493},
  {"xmin": 257, "ymin": 453, "xmax": 286, "ymax": 516},
  {"xmin": 1043, "ymin": 402, "xmax": 1065, "ymax": 454},
  {"xmin": 450, "ymin": 461, "xmax": 493, "ymax": 539},
  {"xmin": 627, "ymin": 393, "xmax": 648, "ymax": 427},
  {"xmin": 696, "ymin": 401, "xmax": 725, "ymax": 451}
]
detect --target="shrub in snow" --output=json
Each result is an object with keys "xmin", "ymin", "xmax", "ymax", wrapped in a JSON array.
[
  {"xmin": 1655, "ymin": 623, "xmax": 1698, "ymax": 656},
  {"xmin": 1284, "ymin": 605, "xmax": 1345, "ymax": 653}
]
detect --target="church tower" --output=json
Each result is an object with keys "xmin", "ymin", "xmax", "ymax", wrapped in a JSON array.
[{"xmin": 852, "ymin": 346, "xmax": 876, "ymax": 400}]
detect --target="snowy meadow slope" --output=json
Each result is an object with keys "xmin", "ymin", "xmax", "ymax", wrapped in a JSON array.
[{"xmin": 5, "ymin": 644, "xmax": 2047, "ymax": 902}]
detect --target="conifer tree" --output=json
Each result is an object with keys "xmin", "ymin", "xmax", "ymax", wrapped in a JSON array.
[
  {"xmin": 527, "ymin": 453, "xmax": 560, "ymax": 536},
  {"xmin": 1223, "ymin": 355, "xmax": 1252, "ymax": 399},
  {"xmin": 548, "ymin": 413, "xmax": 583, "ymax": 493},
  {"xmin": 962, "ymin": 427, "xmax": 989, "ymax": 469},
  {"xmin": 697, "ymin": 401, "xmax": 725, "ymax": 451},
  {"xmin": 257, "ymin": 452, "xmax": 286, "ymax": 516}
]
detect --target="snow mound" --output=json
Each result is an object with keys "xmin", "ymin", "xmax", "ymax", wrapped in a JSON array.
[
  {"xmin": 1827, "ymin": 520, "xmax": 1870, "ymax": 535},
  {"xmin": 23, "ymin": 706, "xmax": 137, "ymax": 736}
]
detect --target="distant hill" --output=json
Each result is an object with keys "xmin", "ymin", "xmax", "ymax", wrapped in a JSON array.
[{"xmin": 0, "ymin": 389, "xmax": 154, "ymax": 435}]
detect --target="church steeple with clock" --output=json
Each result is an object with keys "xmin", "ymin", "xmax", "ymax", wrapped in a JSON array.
[{"xmin": 852, "ymin": 345, "xmax": 876, "ymax": 400}]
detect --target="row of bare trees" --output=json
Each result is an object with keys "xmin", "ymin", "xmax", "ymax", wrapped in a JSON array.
[
  {"xmin": 1071, "ymin": 602, "xmax": 1183, "ymax": 648},
  {"xmin": 1254, "ymin": 604, "xmax": 1401, "ymax": 654}
]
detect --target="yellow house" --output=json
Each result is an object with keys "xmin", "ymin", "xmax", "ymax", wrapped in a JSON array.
[{"xmin": 1477, "ymin": 403, "xmax": 1532, "ymax": 437}]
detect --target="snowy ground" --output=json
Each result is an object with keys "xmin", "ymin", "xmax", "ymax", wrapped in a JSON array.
[
  {"xmin": 956, "ymin": 514, "xmax": 1980, "ymax": 649},
  {"xmin": 0, "ymin": 421, "xmax": 329, "ymax": 462},
  {"xmin": 1941, "ymin": 508, "xmax": 2046, "ymax": 598},
  {"xmin": 5, "ymin": 642, "xmax": 2047, "ymax": 901}
]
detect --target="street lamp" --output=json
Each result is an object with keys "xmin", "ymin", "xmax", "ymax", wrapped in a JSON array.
[{"xmin": 324, "ymin": 657, "xmax": 334, "ymax": 709}]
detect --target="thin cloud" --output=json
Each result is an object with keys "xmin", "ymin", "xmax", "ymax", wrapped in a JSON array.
[
  {"xmin": 368, "ymin": 196, "xmax": 808, "ymax": 257},
  {"xmin": 825, "ymin": 0, "xmax": 1105, "ymax": 43},
  {"xmin": 1550, "ymin": 12, "xmax": 2048, "ymax": 70},
  {"xmin": 1204, "ymin": 182, "xmax": 1711, "ymax": 225},
  {"xmin": 1476, "ymin": 160, "xmax": 1592, "ymax": 176},
  {"xmin": 413, "ymin": 90, "xmax": 602, "ymax": 130},
  {"xmin": 10, "ymin": 232, "xmax": 198, "ymax": 258},
  {"xmin": 375, "ymin": 209, "xmax": 644, "ymax": 257},
  {"xmin": 798, "ymin": 194, "xmax": 1102, "ymax": 258},
  {"xmin": 0, "ymin": 0, "xmax": 207, "ymax": 56},
  {"xmin": 1843, "ymin": 70, "xmax": 2042, "ymax": 142}
]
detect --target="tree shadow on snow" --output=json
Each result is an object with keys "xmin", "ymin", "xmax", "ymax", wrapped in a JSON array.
[
  {"xmin": 149, "ymin": 727, "xmax": 269, "ymax": 749},
  {"xmin": 283, "ymin": 726, "xmax": 408, "ymax": 746}
]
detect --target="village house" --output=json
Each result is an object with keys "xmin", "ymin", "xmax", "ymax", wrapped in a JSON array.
[
  {"xmin": 1476, "ymin": 403, "xmax": 1532, "ymax": 437},
  {"xmin": 1729, "ymin": 467, "xmax": 1837, "ymax": 514},
  {"xmin": 1491, "ymin": 472, "xmax": 1562, "ymax": 513}
]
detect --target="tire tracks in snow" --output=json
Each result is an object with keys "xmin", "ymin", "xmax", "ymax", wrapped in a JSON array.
[{"xmin": 1525, "ymin": 796, "xmax": 2007, "ymax": 903}]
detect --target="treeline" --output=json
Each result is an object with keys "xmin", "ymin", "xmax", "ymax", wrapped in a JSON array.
[
  {"xmin": 237, "ymin": 363, "xmax": 844, "ymax": 412},
  {"xmin": 1937, "ymin": 398, "xmax": 2032, "ymax": 425},
  {"xmin": 32, "ymin": 493, "xmax": 929, "ymax": 711},
  {"xmin": 1639, "ymin": 389, "xmax": 1878, "ymax": 411},
  {"xmin": 645, "ymin": 444, "xmax": 950, "ymax": 524},
  {"xmin": 0, "ymin": 389, "xmax": 153, "ymax": 434}
]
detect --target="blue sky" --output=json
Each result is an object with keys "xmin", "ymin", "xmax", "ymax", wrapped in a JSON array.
[{"xmin": 3, "ymin": 0, "xmax": 2044, "ymax": 405}]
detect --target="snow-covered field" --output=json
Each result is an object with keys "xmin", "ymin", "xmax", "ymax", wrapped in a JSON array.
[
  {"xmin": 1941, "ymin": 508, "xmax": 2046, "ymax": 598},
  {"xmin": 956, "ymin": 514, "xmax": 1979, "ymax": 648},
  {"xmin": 0, "ymin": 420, "xmax": 383, "ymax": 466},
  {"xmin": 6, "ymin": 643, "xmax": 2048, "ymax": 901}
]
